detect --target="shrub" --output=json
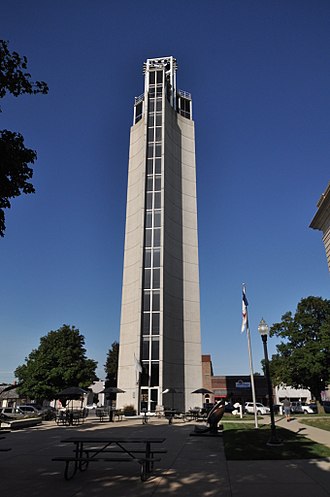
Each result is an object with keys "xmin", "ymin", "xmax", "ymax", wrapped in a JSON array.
[{"xmin": 123, "ymin": 405, "xmax": 136, "ymax": 416}]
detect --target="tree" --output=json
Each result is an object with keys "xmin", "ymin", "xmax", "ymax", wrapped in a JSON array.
[
  {"xmin": 104, "ymin": 341, "xmax": 119, "ymax": 387},
  {"xmin": 15, "ymin": 325, "xmax": 98, "ymax": 402},
  {"xmin": 269, "ymin": 296, "xmax": 330, "ymax": 402},
  {"xmin": 0, "ymin": 40, "xmax": 48, "ymax": 236}
]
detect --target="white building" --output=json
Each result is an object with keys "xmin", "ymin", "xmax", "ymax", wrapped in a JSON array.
[
  {"xmin": 117, "ymin": 57, "xmax": 202, "ymax": 414},
  {"xmin": 274, "ymin": 384, "xmax": 312, "ymax": 404}
]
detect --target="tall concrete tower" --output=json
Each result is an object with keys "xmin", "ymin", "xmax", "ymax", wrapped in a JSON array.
[{"xmin": 117, "ymin": 57, "xmax": 202, "ymax": 414}]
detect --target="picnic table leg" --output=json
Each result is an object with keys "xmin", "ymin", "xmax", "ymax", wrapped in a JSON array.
[
  {"xmin": 64, "ymin": 459, "xmax": 78, "ymax": 480},
  {"xmin": 146, "ymin": 442, "xmax": 152, "ymax": 473},
  {"xmin": 77, "ymin": 443, "xmax": 89, "ymax": 472},
  {"xmin": 139, "ymin": 441, "xmax": 153, "ymax": 481},
  {"xmin": 140, "ymin": 461, "xmax": 148, "ymax": 482}
]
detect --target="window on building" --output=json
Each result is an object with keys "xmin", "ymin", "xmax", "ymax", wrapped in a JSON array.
[
  {"xmin": 151, "ymin": 313, "xmax": 160, "ymax": 333},
  {"xmin": 151, "ymin": 337, "xmax": 159, "ymax": 359},
  {"xmin": 152, "ymin": 291, "xmax": 160, "ymax": 311},
  {"xmin": 146, "ymin": 192, "xmax": 153, "ymax": 209},
  {"xmin": 142, "ymin": 313, "xmax": 150, "ymax": 334},
  {"xmin": 145, "ymin": 211, "xmax": 152, "ymax": 228},
  {"xmin": 155, "ymin": 127, "xmax": 162, "ymax": 141},
  {"xmin": 135, "ymin": 101, "xmax": 143, "ymax": 123},
  {"xmin": 150, "ymin": 363, "xmax": 159, "ymax": 386},
  {"xmin": 147, "ymin": 159, "xmax": 153, "ymax": 174},
  {"xmin": 153, "ymin": 228, "xmax": 161, "ymax": 247},
  {"xmin": 153, "ymin": 248, "xmax": 160, "ymax": 267},
  {"xmin": 142, "ymin": 338, "xmax": 150, "ymax": 360},
  {"xmin": 149, "ymin": 71, "xmax": 155, "ymax": 85},
  {"xmin": 154, "ymin": 176, "xmax": 161, "ymax": 191},
  {"xmin": 143, "ymin": 291, "xmax": 151, "ymax": 311},
  {"xmin": 144, "ymin": 269, "xmax": 151, "ymax": 288},
  {"xmin": 153, "ymin": 269, "xmax": 160, "ymax": 288},
  {"xmin": 145, "ymin": 229, "xmax": 152, "ymax": 247},
  {"xmin": 155, "ymin": 144, "xmax": 161, "ymax": 157},
  {"xmin": 146, "ymin": 177, "xmax": 153, "ymax": 191},
  {"xmin": 154, "ymin": 192, "xmax": 161, "ymax": 209},
  {"xmin": 154, "ymin": 210, "xmax": 161, "ymax": 227}
]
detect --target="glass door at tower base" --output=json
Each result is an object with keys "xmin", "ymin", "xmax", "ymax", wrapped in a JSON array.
[{"xmin": 140, "ymin": 388, "xmax": 158, "ymax": 413}]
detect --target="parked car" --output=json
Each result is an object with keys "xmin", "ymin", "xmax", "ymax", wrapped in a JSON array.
[
  {"xmin": 0, "ymin": 406, "xmax": 26, "ymax": 419},
  {"xmin": 244, "ymin": 402, "xmax": 270, "ymax": 415},
  {"xmin": 19, "ymin": 404, "xmax": 56, "ymax": 420},
  {"xmin": 322, "ymin": 400, "xmax": 330, "ymax": 414},
  {"xmin": 300, "ymin": 403, "xmax": 317, "ymax": 414},
  {"xmin": 290, "ymin": 402, "xmax": 304, "ymax": 414},
  {"xmin": 290, "ymin": 402, "xmax": 316, "ymax": 414},
  {"xmin": 19, "ymin": 405, "xmax": 42, "ymax": 417}
]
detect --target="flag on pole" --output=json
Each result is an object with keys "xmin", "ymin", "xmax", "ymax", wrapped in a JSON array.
[
  {"xmin": 241, "ymin": 286, "xmax": 249, "ymax": 333},
  {"xmin": 134, "ymin": 354, "xmax": 142, "ymax": 373}
]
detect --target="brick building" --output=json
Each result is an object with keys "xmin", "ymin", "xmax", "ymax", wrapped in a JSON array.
[{"xmin": 202, "ymin": 355, "xmax": 268, "ymax": 405}]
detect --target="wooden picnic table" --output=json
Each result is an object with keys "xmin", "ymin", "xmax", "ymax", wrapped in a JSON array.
[{"xmin": 53, "ymin": 436, "xmax": 166, "ymax": 481}]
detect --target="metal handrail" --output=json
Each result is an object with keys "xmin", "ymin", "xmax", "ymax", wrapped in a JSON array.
[
  {"xmin": 177, "ymin": 89, "xmax": 192, "ymax": 100},
  {"xmin": 135, "ymin": 93, "xmax": 144, "ymax": 104}
]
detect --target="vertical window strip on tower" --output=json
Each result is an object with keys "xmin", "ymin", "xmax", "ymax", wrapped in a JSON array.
[{"xmin": 140, "ymin": 68, "xmax": 163, "ymax": 391}]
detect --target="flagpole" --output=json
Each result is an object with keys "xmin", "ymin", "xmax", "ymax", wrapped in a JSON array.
[
  {"xmin": 134, "ymin": 353, "xmax": 142, "ymax": 414},
  {"xmin": 246, "ymin": 325, "xmax": 258, "ymax": 429},
  {"xmin": 242, "ymin": 284, "xmax": 258, "ymax": 429}
]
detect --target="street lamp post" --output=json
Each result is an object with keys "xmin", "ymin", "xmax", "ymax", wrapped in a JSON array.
[{"xmin": 258, "ymin": 318, "xmax": 282, "ymax": 446}]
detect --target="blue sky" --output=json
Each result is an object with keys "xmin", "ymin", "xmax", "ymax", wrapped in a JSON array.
[{"xmin": 1, "ymin": 0, "xmax": 329, "ymax": 383}]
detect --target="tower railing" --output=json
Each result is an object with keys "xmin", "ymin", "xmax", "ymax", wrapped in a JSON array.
[
  {"xmin": 177, "ymin": 89, "xmax": 192, "ymax": 100},
  {"xmin": 135, "ymin": 93, "xmax": 144, "ymax": 105}
]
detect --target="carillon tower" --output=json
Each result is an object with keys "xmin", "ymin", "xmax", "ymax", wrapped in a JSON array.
[{"xmin": 117, "ymin": 57, "xmax": 202, "ymax": 413}]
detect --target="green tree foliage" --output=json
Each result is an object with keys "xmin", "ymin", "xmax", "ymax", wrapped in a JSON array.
[
  {"xmin": 0, "ymin": 40, "xmax": 48, "ymax": 236},
  {"xmin": 269, "ymin": 296, "xmax": 330, "ymax": 401},
  {"xmin": 0, "ymin": 40, "xmax": 48, "ymax": 102},
  {"xmin": 15, "ymin": 325, "xmax": 98, "ymax": 401},
  {"xmin": 0, "ymin": 130, "xmax": 36, "ymax": 236},
  {"xmin": 104, "ymin": 341, "xmax": 119, "ymax": 387}
]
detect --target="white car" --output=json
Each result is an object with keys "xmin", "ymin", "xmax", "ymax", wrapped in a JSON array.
[
  {"xmin": 0, "ymin": 407, "xmax": 26, "ymax": 419},
  {"xmin": 244, "ymin": 402, "xmax": 270, "ymax": 415},
  {"xmin": 18, "ymin": 405, "xmax": 41, "ymax": 416},
  {"xmin": 291, "ymin": 402, "xmax": 316, "ymax": 414}
]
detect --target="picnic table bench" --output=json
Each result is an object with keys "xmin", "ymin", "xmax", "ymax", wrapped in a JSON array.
[{"xmin": 52, "ymin": 436, "xmax": 166, "ymax": 481}]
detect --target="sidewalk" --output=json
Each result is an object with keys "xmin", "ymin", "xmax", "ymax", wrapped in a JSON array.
[
  {"xmin": 0, "ymin": 416, "xmax": 329, "ymax": 496},
  {"xmin": 276, "ymin": 415, "xmax": 330, "ymax": 447}
]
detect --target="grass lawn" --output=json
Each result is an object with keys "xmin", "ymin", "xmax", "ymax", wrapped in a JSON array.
[
  {"xmin": 298, "ymin": 417, "xmax": 330, "ymax": 432},
  {"xmin": 223, "ymin": 422, "xmax": 330, "ymax": 460}
]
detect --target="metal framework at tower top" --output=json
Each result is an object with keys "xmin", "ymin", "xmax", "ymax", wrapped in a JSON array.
[
  {"xmin": 143, "ymin": 56, "xmax": 177, "ymax": 111},
  {"xmin": 134, "ymin": 56, "xmax": 192, "ymax": 124}
]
